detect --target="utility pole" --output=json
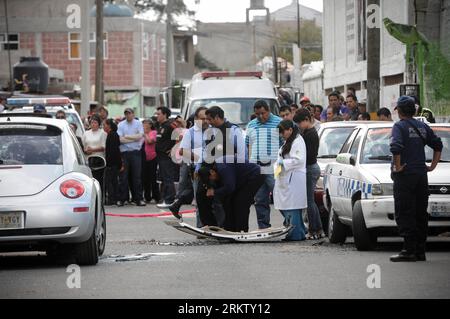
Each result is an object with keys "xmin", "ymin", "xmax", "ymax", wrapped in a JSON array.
[
  {"xmin": 297, "ymin": 0, "xmax": 300, "ymax": 48},
  {"xmin": 81, "ymin": 0, "xmax": 91, "ymax": 118},
  {"xmin": 166, "ymin": 0, "xmax": 175, "ymax": 89},
  {"xmin": 95, "ymin": 0, "xmax": 104, "ymax": 109},
  {"xmin": 4, "ymin": 0, "xmax": 13, "ymax": 93},
  {"xmin": 366, "ymin": 0, "xmax": 380, "ymax": 114}
]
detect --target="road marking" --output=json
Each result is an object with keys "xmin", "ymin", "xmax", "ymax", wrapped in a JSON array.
[{"xmin": 106, "ymin": 209, "xmax": 196, "ymax": 218}]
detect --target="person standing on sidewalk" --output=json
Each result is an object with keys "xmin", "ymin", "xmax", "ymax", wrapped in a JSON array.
[
  {"xmin": 155, "ymin": 107, "xmax": 177, "ymax": 209},
  {"xmin": 117, "ymin": 108, "xmax": 146, "ymax": 207},
  {"xmin": 82, "ymin": 115, "xmax": 107, "ymax": 191},
  {"xmin": 142, "ymin": 119, "xmax": 160, "ymax": 204},
  {"xmin": 103, "ymin": 119, "xmax": 122, "ymax": 206},
  {"xmin": 294, "ymin": 109, "xmax": 324, "ymax": 239},
  {"xmin": 390, "ymin": 96, "xmax": 443, "ymax": 262},
  {"xmin": 246, "ymin": 100, "xmax": 282, "ymax": 229}
]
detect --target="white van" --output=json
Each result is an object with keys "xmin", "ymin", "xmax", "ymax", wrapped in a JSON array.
[{"xmin": 180, "ymin": 71, "xmax": 280, "ymax": 127}]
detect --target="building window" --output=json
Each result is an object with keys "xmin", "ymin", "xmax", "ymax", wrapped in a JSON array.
[
  {"xmin": 142, "ymin": 32, "xmax": 149, "ymax": 60},
  {"xmin": 0, "ymin": 33, "xmax": 19, "ymax": 51},
  {"xmin": 175, "ymin": 38, "xmax": 189, "ymax": 63},
  {"xmin": 69, "ymin": 32, "xmax": 108, "ymax": 60}
]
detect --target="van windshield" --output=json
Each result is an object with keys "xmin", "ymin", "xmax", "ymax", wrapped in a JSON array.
[{"xmin": 189, "ymin": 98, "xmax": 279, "ymax": 126}]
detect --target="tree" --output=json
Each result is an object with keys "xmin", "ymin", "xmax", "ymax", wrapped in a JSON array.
[
  {"xmin": 132, "ymin": 0, "xmax": 195, "ymax": 22},
  {"xmin": 266, "ymin": 20, "xmax": 322, "ymax": 65},
  {"xmin": 194, "ymin": 52, "xmax": 222, "ymax": 71}
]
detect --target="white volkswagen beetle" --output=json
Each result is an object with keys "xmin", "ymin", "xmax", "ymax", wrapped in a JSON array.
[
  {"xmin": 323, "ymin": 122, "xmax": 450, "ymax": 251},
  {"xmin": 0, "ymin": 114, "xmax": 106, "ymax": 265}
]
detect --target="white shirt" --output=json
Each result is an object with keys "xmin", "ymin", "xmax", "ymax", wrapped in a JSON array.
[{"xmin": 82, "ymin": 129, "xmax": 107, "ymax": 158}]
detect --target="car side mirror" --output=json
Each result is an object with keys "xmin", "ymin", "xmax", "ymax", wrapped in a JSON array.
[
  {"xmin": 88, "ymin": 155, "xmax": 106, "ymax": 171},
  {"xmin": 336, "ymin": 153, "xmax": 356, "ymax": 166}
]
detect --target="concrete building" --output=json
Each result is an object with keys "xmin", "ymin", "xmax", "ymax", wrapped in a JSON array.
[
  {"xmin": 272, "ymin": 0, "xmax": 323, "ymax": 26},
  {"xmin": 196, "ymin": 2, "xmax": 322, "ymax": 72},
  {"xmin": 322, "ymin": 0, "xmax": 450, "ymax": 113},
  {"xmin": 0, "ymin": 0, "xmax": 194, "ymax": 117}
]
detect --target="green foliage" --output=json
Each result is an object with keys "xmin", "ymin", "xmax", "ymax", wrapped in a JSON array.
[
  {"xmin": 268, "ymin": 20, "xmax": 322, "ymax": 65},
  {"xmin": 132, "ymin": 0, "xmax": 195, "ymax": 21},
  {"xmin": 194, "ymin": 52, "xmax": 222, "ymax": 71}
]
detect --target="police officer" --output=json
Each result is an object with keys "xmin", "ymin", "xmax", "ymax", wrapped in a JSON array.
[
  {"xmin": 390, "ymin": 96, "xmax": 443, "ymax": 262},
  {"xmin": 412, "ymin": 96, "xmax": 436, "ymax": 123}
]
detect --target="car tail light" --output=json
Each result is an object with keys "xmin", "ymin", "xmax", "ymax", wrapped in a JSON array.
[
  {"xmin": 60, "ymin": 180, "xmax": 85, "ymax": 199},
  {"xmin": 73, "ymin": 207, "xmax": 89, "ymax": 213}
]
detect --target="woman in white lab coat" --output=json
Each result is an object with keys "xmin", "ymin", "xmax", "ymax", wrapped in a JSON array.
[{"xmin": 273, "ymin": 120, "xmax": 308, "ymax": 241}]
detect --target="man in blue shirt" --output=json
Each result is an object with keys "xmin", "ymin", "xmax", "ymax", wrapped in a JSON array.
[
  {"xmin": 390, "ymin": 96, "xmax": 443, "ymax": 262},
  {"xmin": 117, "ymin": 108, "xmax": 145, "ymax": 206},
  {"xmin": 246, "ymin": 100, "xmax": 282, "ymax": 229}
]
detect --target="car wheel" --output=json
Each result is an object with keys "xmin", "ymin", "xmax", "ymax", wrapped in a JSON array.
[
  {"xmin": 328, "ymin": 205, "xmax": 347, "ymax": 244},
  {"xmin": 352, "ymin": 200, "xmax": 377, "ymax": 251},
  {"xmin": 320, "ymin": 205, "xmax": 329, "ymax": 236},
  {"xmin": 75, "ymin": 226, "xmax": 99, "ymax": 266},
  {"xmin": 97, "ymin": 204, "xmax": 106, "ymax": 256}
]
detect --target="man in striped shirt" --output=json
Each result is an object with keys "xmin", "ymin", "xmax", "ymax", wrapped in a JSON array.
[{"xmin": 246, "ymin": 100, "xmax": 282, "ymax": 229}]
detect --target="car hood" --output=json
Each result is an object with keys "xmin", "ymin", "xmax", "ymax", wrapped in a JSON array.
[
  {"xmin": 359, "ymin": 164, "xmax": 392, "ymax": 184},
  {"xmin": 360, "ymin": 163, "xmax": 450, "ymax": 185},
  {"xmin": 0, "ymin": 165, "xmax": 64, "ymax": 197}
]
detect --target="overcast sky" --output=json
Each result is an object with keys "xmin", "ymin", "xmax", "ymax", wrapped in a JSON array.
[{"xmin": 185, "ymin": 0, "xmax": 323, "ymax": 23}]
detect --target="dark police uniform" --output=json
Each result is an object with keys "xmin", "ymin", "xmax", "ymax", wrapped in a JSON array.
[
  {"xmin": 390, "ymin": 118, "xmax": 443, "ymax": 259},
  {"xmin": 156, "ymin": 119, "xmax": 177, "ymax": 203}
]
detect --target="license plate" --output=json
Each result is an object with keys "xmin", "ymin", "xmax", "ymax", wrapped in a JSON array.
[
  {"xmin": 430, "ymin": 203, "xmax": 450, "ymax": 218},
  {"xmin": 0, "ymin": 212, "xmax": 24, "ymax": 229}
]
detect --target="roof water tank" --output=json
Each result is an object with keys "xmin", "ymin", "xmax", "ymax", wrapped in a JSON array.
[{"xmin": 13, "ymin": 57, "xmax": 49, "ymax": 93}]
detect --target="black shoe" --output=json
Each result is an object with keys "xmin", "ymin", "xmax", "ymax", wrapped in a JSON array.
[
  {"xmin": 136, "ymin": 200, "xmax": 146, "ymax": 207},
  {"xmin": 116, "ymin": 201, "xmax": 124, "ymax": 207},
  {"xmin": 390, "ymin": 250, "xmax": 417, "ymax": 262},
  {"xmin": 169, "ymin": 200, "xmax": 183, "ymax": 219},
  {"xmin": 416, "ymin": 253, "xmax": 426, "ymax": 261}
]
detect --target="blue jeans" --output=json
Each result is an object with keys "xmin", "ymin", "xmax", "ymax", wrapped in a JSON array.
[
  {"xmin": 306, "ymin": 163, "xmax": 323, "ymax": 233},
  {"xmin": 119, "ymin": 150, "xmax": 143, "ymax": 202},
  {"xmin": 281, "ymin": 209, "xmax": 307, "ymax": 241},
  {"xmin": 254, "ymin": 174, "xmax": 275, "ymax": 229}
]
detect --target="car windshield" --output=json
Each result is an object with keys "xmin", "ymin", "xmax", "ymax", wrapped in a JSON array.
[
  {"xmin": 361, "ymin": 126, "xmax": 450, "ymax": 164},
  {"xmin": 318, "ymin": 127, "xmax": 355, "ymax": 158},
  {"xmin": 361, "ymin": 128, "xmax": 392, "ymax": 163},
  {"xmin": 189, "ymin": 98, "xmax": 279, "ymax": 126},
  {"xmin": 426, "ymin": 127, "xmax": 450, "ymax": 162},
  {"xmin": 0, "ymin": 125, "xmax": 63, "ymax": 165}
]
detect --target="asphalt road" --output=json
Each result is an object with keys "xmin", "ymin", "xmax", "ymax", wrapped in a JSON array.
[{"xmin": 1, "ymin": 203, "xmax": 449, "ymax": 299}]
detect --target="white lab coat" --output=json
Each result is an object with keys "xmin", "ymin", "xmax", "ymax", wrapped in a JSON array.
[{"xmin": 273, "ymin": 135, "xmax": 307, "ymax": 210}]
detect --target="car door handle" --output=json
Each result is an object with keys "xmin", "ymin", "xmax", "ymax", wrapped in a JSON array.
[{"xmin": 339, "ymin": 170, "xmax": 343, "ymax": 176}]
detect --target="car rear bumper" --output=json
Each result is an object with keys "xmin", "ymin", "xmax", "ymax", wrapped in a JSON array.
[
  {"xmin": 361, "ymin": 196, "xmax": 450, "ymax": 229},
  {"xmin": 0, "ymin": 198, "xmax": 94, "ymax": 246}
]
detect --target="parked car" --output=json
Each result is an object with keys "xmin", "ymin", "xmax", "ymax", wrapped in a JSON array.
[
  {"xmin": 316, "ymin": 122, "xmax": 362, "ymax": 232},
  {"xmin": 4, "ymin": 96, "xmax": 85, "ymax": 138},
  {"xmin": 323, "ymin": 122, "xmax": 450, "ymax": 251},
  {"xmin": 0, "ymin": 114, "xmax": 106, "ymax": 265}
]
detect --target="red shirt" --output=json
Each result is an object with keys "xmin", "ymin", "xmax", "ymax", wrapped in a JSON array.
[{"xmin": 144, "ymin": 130, "xmax": 157, "ymax": 161}]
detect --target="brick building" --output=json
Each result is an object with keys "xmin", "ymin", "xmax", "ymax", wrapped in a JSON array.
[{"xmin": 0, "ymin": 0, "xmax": 194, "ymax": 117}]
